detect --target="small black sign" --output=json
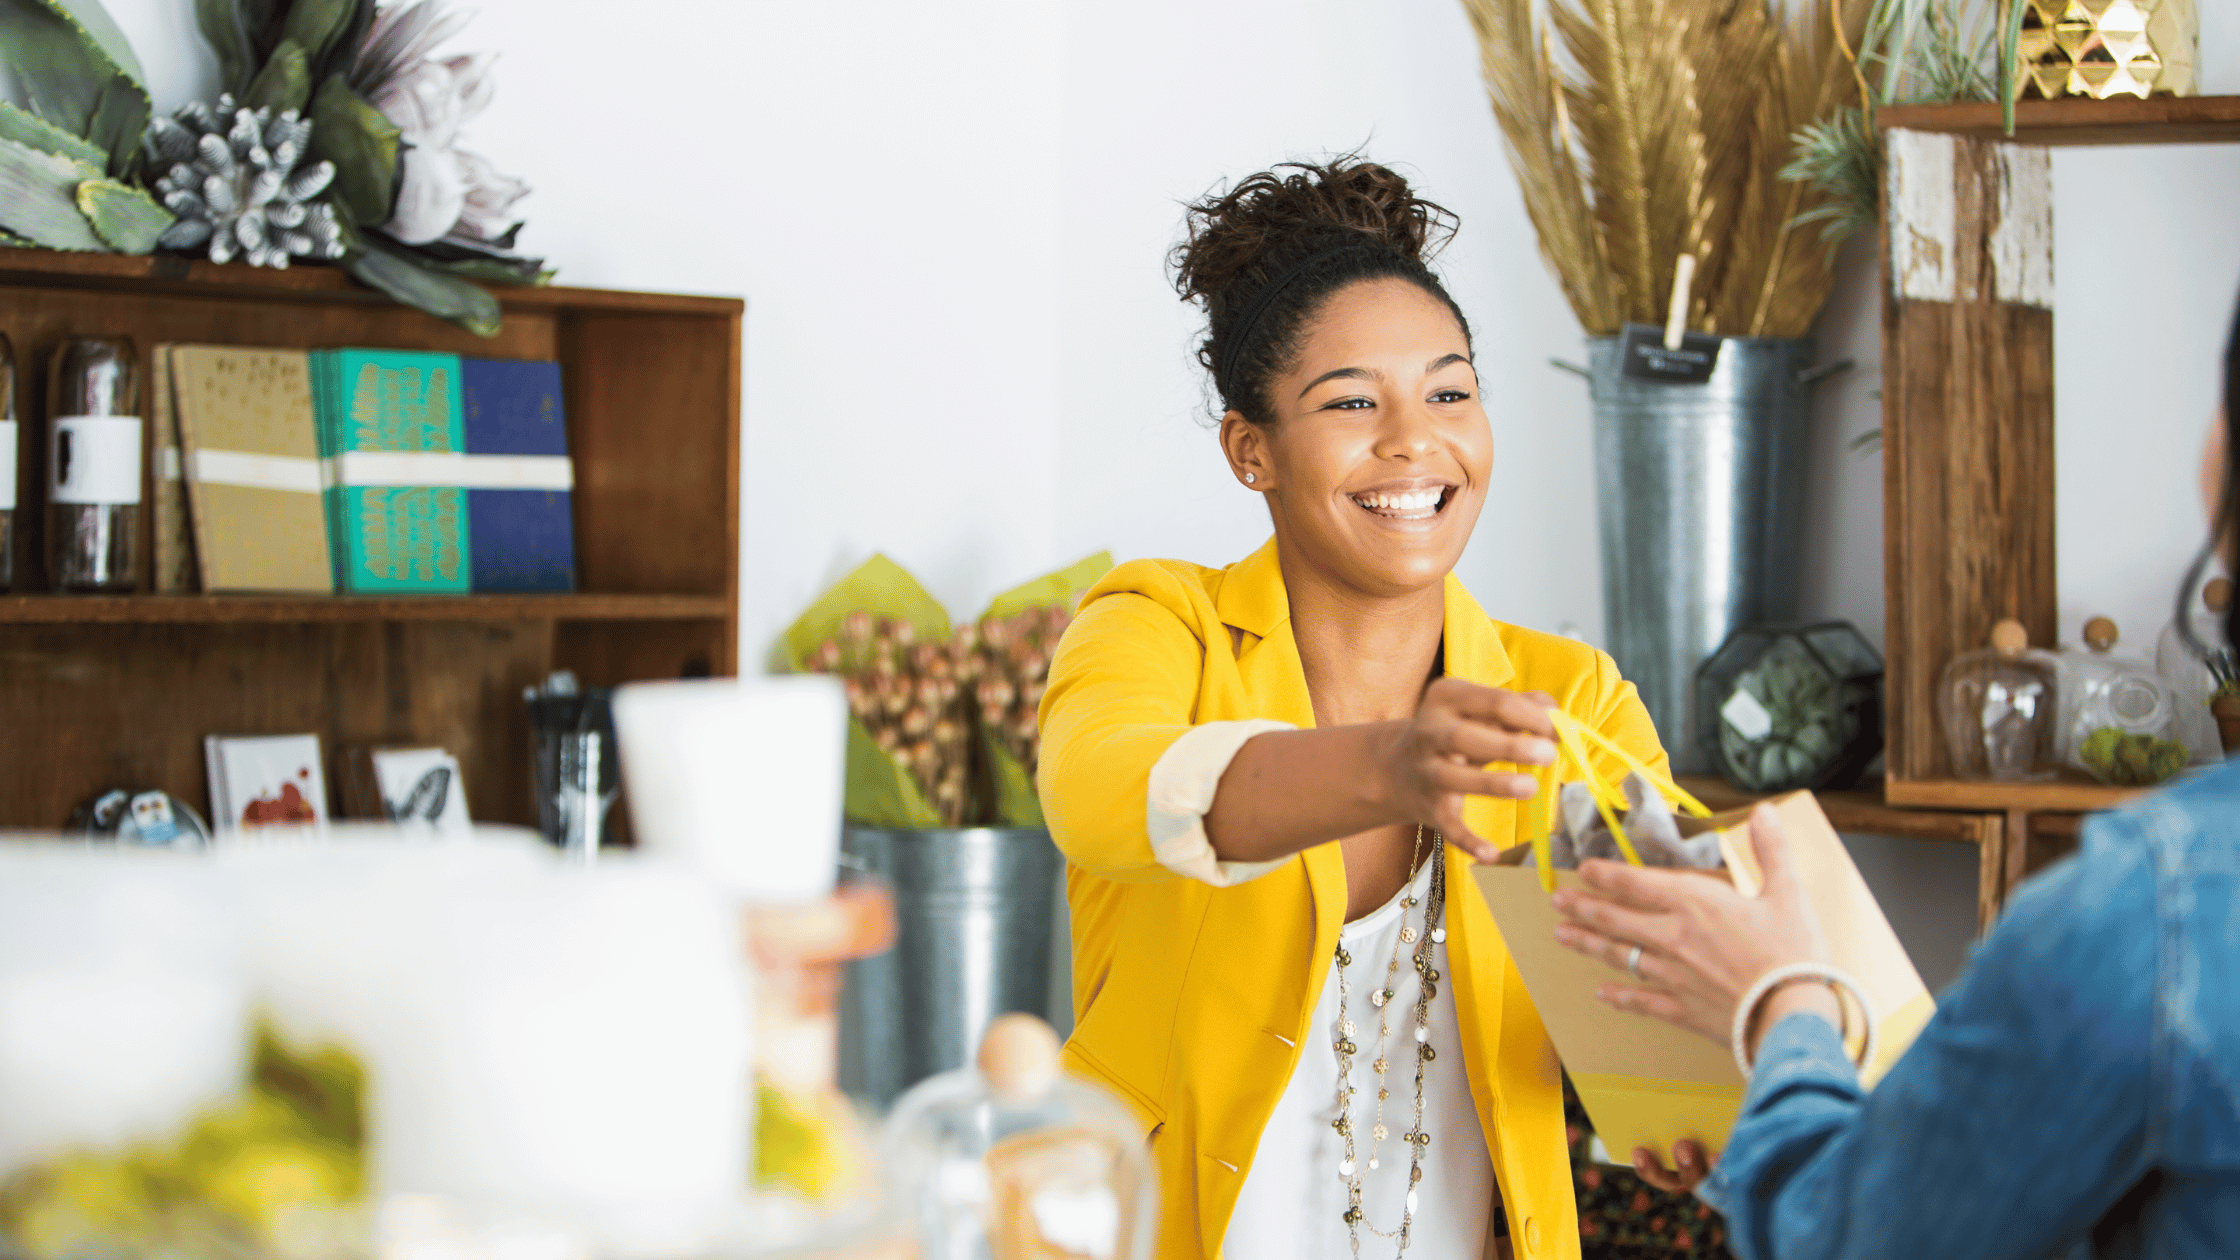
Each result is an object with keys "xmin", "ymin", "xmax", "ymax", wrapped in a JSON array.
[{"xmin": 1618, "ymin": 323, "xmax": 1723, "ymax": 385}]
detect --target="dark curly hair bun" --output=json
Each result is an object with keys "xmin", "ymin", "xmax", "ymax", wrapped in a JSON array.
[{"xmin": 1170, "ymin": 157, "xmax": 1468, "ymax": 424}]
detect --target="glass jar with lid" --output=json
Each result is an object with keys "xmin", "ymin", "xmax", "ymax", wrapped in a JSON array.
[
  {"xmin": 2055, "ymin": 617, "xmax": 2187, "ymax": 786},
  {"xmin": 883, "ymin": 1014, "xmax": 1154, "ymax": 1260},
  {"xmin": 1938, "ymin": 619, "xmax": 2062, "ymax": 781}
]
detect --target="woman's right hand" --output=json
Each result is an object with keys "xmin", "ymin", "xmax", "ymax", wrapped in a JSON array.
[{"xmin": 1385, "ymin": 677, "xmax": 1559, "ymax": 862}]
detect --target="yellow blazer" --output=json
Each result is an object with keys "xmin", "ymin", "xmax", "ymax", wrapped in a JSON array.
[{"xmin": 1037, "ymin": 538, "xmax": 1666, "ymax": 1260}]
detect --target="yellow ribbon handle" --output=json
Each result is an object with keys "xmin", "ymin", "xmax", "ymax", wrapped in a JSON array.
[{"xmin": 1524, "ymin": 709, "xmax": 1710, "ymax": 890}]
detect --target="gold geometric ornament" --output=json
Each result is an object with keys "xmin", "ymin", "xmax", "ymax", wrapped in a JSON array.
[{"xmin": 2019, "ymin": 0, "xmax": 2199, "ymax": 100}]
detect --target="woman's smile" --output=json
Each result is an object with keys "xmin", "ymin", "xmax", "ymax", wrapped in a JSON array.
[{"xmin": 1347, "ymin": 478, "xmax": 1459, "ymax": 524}]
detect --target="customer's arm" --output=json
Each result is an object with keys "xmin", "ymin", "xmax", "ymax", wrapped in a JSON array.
[{"xmin": 1583, "ymin": 816, "xmax": 2161, "ymax": 1260}]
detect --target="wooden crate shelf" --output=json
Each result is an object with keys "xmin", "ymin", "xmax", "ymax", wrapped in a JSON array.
[
  {"xmin": 1869, "ymin": 104, "xmax": 2231, "ymax": 921},
  {"xmin": 1675, "ymin": 776, "xmax": 2001, "ymax": 846},
  {"xmin": 0, "ymin": 593, "xmax": 731, "ymax": 624},
  {"xmin": 1876, "ymin": 95, "xmax": 2240, "ymax": 146},
  {"xmin": 1882, "ymin": 776, "xmax": 2146, "ymax": 814},
  {"xmin": 0, "ymin": 249, "xmax": 742, "ymax": 835}
]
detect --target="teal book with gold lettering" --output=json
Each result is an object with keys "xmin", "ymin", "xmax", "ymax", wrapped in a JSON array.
[{"xmin": 316, "ymin": 349, "xmax": 472, "ymax": 593}]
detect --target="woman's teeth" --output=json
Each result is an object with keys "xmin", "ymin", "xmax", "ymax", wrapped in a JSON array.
[{"xmin": 1352, "ymin": 489, "xmax": 1444, "ymax": 519}]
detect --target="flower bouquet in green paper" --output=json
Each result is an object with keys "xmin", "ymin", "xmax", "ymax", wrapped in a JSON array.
[{"xmin": 784, "ymin": 551, "xmax": 1111, "ymax": 828}]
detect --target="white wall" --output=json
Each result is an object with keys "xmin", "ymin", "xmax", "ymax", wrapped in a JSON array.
[{"xmin": 86, "ymin": 0, "xmax": 2240, "ymax": 983}]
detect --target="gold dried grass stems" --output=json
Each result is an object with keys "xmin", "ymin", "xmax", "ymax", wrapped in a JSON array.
[{"xmin": 1462, "ymin": 0, "xmax": 1871, "ymax": 339}]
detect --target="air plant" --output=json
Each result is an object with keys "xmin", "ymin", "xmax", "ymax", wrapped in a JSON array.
[{"xmin": 1782, "ymin": 0, "xmax": 2028, "ymax": 252}]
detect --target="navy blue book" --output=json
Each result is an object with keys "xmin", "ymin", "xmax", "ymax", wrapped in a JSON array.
[{"xmin": 459, "ymin": 358, "xmax": 576, "ymax": 592}]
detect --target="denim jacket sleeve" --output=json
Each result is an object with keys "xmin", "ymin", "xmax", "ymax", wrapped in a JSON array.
[{"xmin": 1696, "ymin": 811, "xmax": 2162, "ymax": 1260}]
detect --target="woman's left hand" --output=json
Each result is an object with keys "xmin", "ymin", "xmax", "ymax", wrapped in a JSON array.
[{"xmin": 1548, "ymin": 803, "xmax": 1831, "ymax": 1046}]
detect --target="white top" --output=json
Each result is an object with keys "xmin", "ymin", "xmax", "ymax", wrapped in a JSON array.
[
  {"xmin": 1145, "ymin": 722, "xmax": 1497, "ymax": 1260},
  {"xmin": 1220, "ymin": 856, "xmax": 1493, "ymax": 1260}
]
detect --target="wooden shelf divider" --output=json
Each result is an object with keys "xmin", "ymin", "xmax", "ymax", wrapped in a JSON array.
[
  {"xmin": 0, "ymin": 593, "xmax": 731, "ymax": 625},
  {"xmin": 1882, "ymin": 775, "xmax": 2146, "ymax": 814},
  {"xmin": 1876, "ymin": 94, "xmax": 2240, "ymax": 147},
  {"xmin": 1675, "ymin": 776, "xmax": 2002, "ymax": 846}
]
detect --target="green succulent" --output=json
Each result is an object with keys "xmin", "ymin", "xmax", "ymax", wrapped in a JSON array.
[{"xmin": 0, "ymin": 0, "xmax": 174, "ymax": 252}]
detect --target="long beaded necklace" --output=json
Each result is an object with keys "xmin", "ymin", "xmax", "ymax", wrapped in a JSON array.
[{"xmin": 1330, "ymin": 825, "xmax": 1448, "ymax": 1258}]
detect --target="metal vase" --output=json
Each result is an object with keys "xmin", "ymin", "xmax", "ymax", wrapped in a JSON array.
[
  {"xmin": 838, "ymin": 825, "xmax": 1064, "ymax": 1109},
  {"xmin": 1587, "ymin": 335, "xmax": 1822, "ymax": 773}
]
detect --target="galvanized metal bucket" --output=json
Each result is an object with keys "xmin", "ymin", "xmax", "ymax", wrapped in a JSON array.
[
  {"xmin": 1585, "ymin": 336, "xmax": 1833, "ymax": 773},
  {"xmin": 837, "ymin": 825, "xmax": 1066, "ymax": 1109}
]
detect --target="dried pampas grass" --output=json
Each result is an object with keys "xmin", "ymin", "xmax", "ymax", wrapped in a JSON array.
[{"xmin": 1462, "ymin": 0, "xmax": 1872, "ymax": 338}]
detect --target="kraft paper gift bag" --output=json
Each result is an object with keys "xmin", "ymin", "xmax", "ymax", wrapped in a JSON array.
[{"xmin": 1471, "ymin": 715, "xmax": 1936, "ymax": 1167}]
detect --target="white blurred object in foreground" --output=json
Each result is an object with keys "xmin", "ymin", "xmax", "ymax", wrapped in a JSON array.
[
  {"xmin": 0, "ymin": 828, "xmax": 753, "ymax": 1256},
  {"xmin": 0, "ymin": 845, "xmax": 246, "ymax": 1178},
  {"xmin": 614, "ymin": 675, "xmax": 848, "ymax": 902}
]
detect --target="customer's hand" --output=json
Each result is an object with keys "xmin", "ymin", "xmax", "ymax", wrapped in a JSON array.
[
  {"xmin": 1548, "ymin": 803, "xmax": 1833, "ymax": 1048},
  {"xmin": 1631, "ymin": 1140, "xmax": 1715, "ymax": 1194},
  {"xmin": 1384, "ymin": 678, "xmax": 1557, "ymax": 862}
]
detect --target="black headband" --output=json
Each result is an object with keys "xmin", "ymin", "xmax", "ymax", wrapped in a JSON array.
[{"xmin": 1216, "ymin": 242, "xmax": 1383, "ymax": 399}]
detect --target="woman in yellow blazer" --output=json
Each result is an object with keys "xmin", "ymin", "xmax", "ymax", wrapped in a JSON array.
[{"xmin": 1036, "ymin": 160, "xmax": 1669, "ymax": 1260}]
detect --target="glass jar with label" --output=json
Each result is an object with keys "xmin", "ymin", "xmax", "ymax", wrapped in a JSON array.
[
  {"xmin": 47, "ymin": 337, "xmax": 140, "ymax": 592},
  {"xmin": 0, "ymin": 331, "xmax": 16, "ymax": 591},
  {"xmin": 1939, "ymin": 619, "xmax": 2062, "ymax": 781},
  {"xmin": 2054, "ymin": 617, "xmax": 2187, "ymax": 786}
]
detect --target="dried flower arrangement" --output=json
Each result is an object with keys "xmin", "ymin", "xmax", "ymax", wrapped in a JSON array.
[
  {"xmin": 784, "ymin": 553, "xmax": 1110, "ymax": 831},
  {"xmin": 1459, "ymin": 0, "xmax": 1872, "ymax": 338},
  {"xmin": 0, "ymin": 0, "xmax": 543, "ymax": 336},
  {"xmin": 800, "ymin": 605, "xmax": 1073, "ymax": 827}
]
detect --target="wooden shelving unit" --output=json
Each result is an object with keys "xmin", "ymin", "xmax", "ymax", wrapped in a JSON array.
[
  {"xmin": 1871, "ymin": 96, "xmax": 2230, "ymax": 919},
  {"xmin": 0, "ymin": 248, "xmax": 742, "ymax": 835},
  {"xmin": 1676, "ymin": 776, "xmax": 2000, "ymax": 845},
  {"xmin": 0, "ymin": 592, "xmax": 732, "ymax": 624},
  {"xmin": 1878, "ymin": 94, "xmax": 2240, "ymax": 146}
]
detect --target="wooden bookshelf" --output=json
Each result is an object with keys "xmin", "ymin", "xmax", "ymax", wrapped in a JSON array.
[
  {"xmin": 1876, "ymin": 95, "xmax": 2240, "ymax": 147},
  {"xmin": 0, "ymin": 248, "xmax": 742, "ymax": 835}
]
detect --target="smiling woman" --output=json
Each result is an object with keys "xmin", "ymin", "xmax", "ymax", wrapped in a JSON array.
[{"xmin": 1033, "ymin": 159, "xmax": 1680, "ymax": 1260}]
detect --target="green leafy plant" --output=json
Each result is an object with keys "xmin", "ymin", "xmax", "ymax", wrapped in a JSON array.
[
  {"xmin": 0, "ymin": 0, "xmax": 174, "ymax": 251},
  {"xmin": 1781, "ymin": 0, "xmax": 2028, "ymax": 251}
]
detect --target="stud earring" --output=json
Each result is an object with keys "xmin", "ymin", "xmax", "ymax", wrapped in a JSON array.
[{"xmin": 1245, "ymin": 473, "xmax": 1257, "ymax": 484}]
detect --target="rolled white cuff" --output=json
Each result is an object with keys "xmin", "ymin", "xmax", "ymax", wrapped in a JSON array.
[{"xmin": 1147, "ymin": 719, "xmax": 1298, "ymax": 886}]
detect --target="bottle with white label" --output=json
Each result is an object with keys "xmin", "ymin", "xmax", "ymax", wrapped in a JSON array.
[
  {"xmin": 0, "ymin": 330, "xmax": 16, "ymax": 591},
  {"xmin": 46, "ymin": 338, "xmax": 140, "ymax": 592}
]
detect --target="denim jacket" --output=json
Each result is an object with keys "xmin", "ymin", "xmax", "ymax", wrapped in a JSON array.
[{"xmin": 1697, "ymin": 761, "xmax": 2240, "ymax": 1259}]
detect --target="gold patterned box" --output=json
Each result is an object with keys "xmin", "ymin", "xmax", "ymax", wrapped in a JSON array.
[{"xmin": 2021, "ymin": 0, "xmax": 2198, "ymax": 100}]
